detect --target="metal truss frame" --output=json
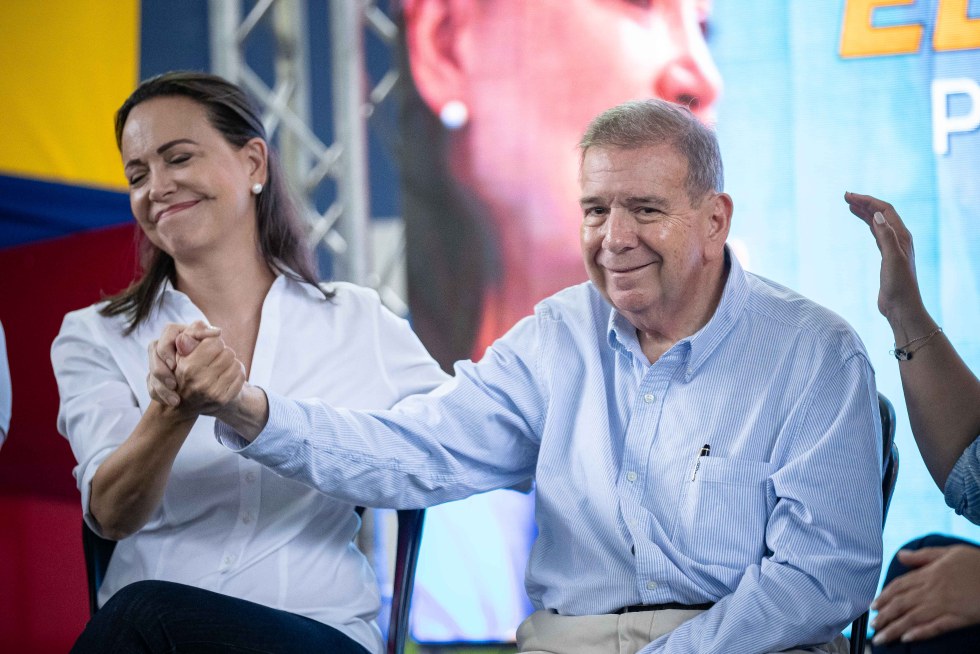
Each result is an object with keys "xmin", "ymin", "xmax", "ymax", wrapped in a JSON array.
[
  {"xmin": 207, "ymin": 0, "xmax": 407, "ymax": 583},
  {"xmin": 208, "ymin": 0, "xmax": 406, "ymax": 313}
]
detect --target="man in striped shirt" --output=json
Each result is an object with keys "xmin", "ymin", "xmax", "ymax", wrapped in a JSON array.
[{"xmin": 163, "ymin": 99, "xmax": 884, "ymax": 654}]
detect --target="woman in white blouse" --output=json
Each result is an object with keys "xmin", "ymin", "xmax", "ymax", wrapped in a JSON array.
[{"xmin": 53, "ymin": 71, "xmax": 447, "ymax": 654}]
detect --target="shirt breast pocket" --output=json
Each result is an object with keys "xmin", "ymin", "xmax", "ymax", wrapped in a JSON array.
[{"xmin": 668, "ymin": 457, "xmax": 775, "ymax": 572}]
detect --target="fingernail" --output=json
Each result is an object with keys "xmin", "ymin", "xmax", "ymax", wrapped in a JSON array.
[
  {"xmin": 167, "ymin": 359, "xmax": 175, "ymax": 368},
  {"xmin": 166, "ymin": 378, "xmax": 176, "ymax": 390},
  {"xmin": 872, "ymin": 634, "xmax": 883, "ymax": 645},
  {"xmin": 874, "ymin": 211, "xmax": 885, "ymax": 225}
]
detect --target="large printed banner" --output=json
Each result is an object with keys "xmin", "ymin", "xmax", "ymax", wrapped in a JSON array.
[
  {"xmin": 0, "ymin": 0, "xmax": 976, "ymax": 648},
  {"xmin": 404, "ymin": 0, "xmax": 980, "ymax": 642}
]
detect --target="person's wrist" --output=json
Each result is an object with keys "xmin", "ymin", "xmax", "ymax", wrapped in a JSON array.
[
  {"xmin": 210, "ymin": 387, "xmax": 245, "ymax": 424},
  {"xmin": 150, "ymin": 398, "xmax": 199, "ymax": 425},
  {"xmin": 213, "ymin": 383, "xmax": 269, "ymax": 442},
  {"xmin": 883, "ymin": 301, "xmax": 935, "ymax": 344}
]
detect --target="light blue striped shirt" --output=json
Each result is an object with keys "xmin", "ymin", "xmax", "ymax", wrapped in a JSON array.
[
  {"xmin": 945, "ymin": 436, "xmax": 980, "ymax": 525},
  {"xmin": 221, "ymin": 253, "xmax": 883, "ymax": 653}
]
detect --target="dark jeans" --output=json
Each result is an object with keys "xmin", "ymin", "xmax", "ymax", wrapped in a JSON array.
[
  {"xmin": 71, "ymin": 580, "xmax": 372, "ymax": 654},
  {"xmin": 871, "ymin": 533, "xmax": 980, "ymax": 654}
]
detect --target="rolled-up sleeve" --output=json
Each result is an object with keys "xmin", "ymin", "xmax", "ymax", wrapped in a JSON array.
[
  {"xmin": 51, "ymin": 312, "xmax": 142, "ymax": 536},
  {"xmin": 944, "ymin": 436, "xmax": 980, "ymax": 525}
]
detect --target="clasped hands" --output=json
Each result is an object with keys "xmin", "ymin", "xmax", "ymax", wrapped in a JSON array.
[{"xmin": 147, "ymin": 321, "xmax": 246, "ymax": 420}]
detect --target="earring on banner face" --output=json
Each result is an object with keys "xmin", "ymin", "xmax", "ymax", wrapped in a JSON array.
[
  {"xmin": 439, "ymin": 100, "xmax": 469, "ymax": 130},
  {"xmin": 251, "ymin": 182, "xmax": 263, "ymax": 195}
]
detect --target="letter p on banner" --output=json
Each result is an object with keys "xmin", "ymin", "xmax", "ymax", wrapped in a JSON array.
[{"xmin": 932, "ymin": 78, "xmax": 980, "ymax": 155}]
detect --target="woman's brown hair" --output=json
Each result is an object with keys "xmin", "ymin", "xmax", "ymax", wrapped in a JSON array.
[{"xmin": 101, "ymin": 71, "xmax": 328, "ymax": 333}]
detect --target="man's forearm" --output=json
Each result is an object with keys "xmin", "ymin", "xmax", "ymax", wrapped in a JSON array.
[{"xmin": 213, "ymin": 383, "xmax": 269, "ymax": 442}]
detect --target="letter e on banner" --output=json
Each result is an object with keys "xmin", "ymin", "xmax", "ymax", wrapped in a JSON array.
[
  {"xmin": 840, "ymin": 0, "xmax": 922, "ymax": 57},
  {"xmin": 934, "ymin": 0, "xmax": 980, "ymax": 51}
]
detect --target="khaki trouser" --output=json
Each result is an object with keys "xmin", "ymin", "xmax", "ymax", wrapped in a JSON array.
[{"xmin": 516, "ymin": 609, "xmax": 849, "ymax": 654}]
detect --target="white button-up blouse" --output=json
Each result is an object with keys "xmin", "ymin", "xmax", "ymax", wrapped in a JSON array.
[{"xmin": 52, "ymin": 276, "xmax": 448, "ymax": 653}]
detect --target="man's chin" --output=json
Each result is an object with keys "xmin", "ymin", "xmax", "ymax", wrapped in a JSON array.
[{"xmin": 607, "ymin": 289, "xmax": 655, "ymax": 316}]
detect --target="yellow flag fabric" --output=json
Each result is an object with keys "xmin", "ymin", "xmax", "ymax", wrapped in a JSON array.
[{"xmin": 0, "ymin": 0, "xmax": 139, "ymax": 190}]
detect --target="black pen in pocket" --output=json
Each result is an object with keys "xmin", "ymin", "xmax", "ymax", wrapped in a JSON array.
[{"xmin": 690, "ymin": 443, "xmax": 711, "ymax": 481}]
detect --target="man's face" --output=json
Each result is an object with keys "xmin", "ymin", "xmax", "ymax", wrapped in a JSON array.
[
  {"xmin": 579, "ymin": 143, "xmax": 722, "ymax": 323},
  {"xmin": 459, "ymin": 0, "xmax": 722, "ymax": 274}
]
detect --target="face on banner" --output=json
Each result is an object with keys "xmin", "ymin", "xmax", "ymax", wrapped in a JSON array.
[
  {"xmin": 406, "ymin": 0, "xmax": 722, "ymax": 349},
  {"xmin": 458, "ymin": 0, "xmax": 720, "ymax": 246},
  {"xmin": 404, "ymin": 0, "xmax": 726, "ymax": 644}
]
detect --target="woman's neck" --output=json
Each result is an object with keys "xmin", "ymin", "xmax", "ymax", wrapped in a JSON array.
[{"xmin": 173, "ymin": 248, "xmax": 275, "ymax": 323}]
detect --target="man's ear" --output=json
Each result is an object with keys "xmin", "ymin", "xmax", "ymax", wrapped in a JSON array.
[
  {"xmin": 403, "ymin": 0, "xmax": 472, "ymax": 114},
  {"xmin": 705, "ymin": 192, "xmax": 733, "ymax": 258}
]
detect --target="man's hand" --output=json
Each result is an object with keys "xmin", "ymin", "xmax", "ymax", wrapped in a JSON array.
[
  {"xmin": 844, "ymin": 192, "xmax": 925, "ymax": 326},
  {"xmin": 173, "ymin": 334, "xmax": 247, "ymax": 417},
  {"xmin": 147, "ymin": 321, "xmax": 220, "ymax": 408},
  {"xmin": 871, "ymin": 544, "xmax": 980, "ymax": 645}
]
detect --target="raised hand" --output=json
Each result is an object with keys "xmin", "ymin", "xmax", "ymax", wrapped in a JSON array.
[{"xmin": 844, "ymin": 191, "xmax": 925, "ymax": 328}]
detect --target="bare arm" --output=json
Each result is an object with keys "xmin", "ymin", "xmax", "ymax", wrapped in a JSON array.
[
  {"xmin": 845, "ymin": 192, "xmax": 980, "ymax": 488},
  {"xmin": 89, "ymin": 402, "xmax": 197, "ymax": 539}
]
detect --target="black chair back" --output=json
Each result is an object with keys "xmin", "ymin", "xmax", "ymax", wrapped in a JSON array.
[
  {"xmin": 849, "ymin": 392, "xmax": 899, "ymax": 654},
  {"xmin": 81, "ymin": 521, "xmax": 116, "ymax": 616}
]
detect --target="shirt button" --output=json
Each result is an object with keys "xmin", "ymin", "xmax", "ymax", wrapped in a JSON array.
[
  {"xmin": 646, "ymin": 581, "xmax": 658, "ymax": 590},
  {"xmin": 626, "ymin": 471, "xmax": 638, "ymax": 482},
  {"xmin": 643, "ymin": 393, "xmax": 655, "ymax": 404},
  {"xmin": 242, "ymin": 512, "xmax": 253, "ymax": 524},
  {"xmin": 245, "ymin": 471, "xmax": 257, "ymax": 483},
  {"xmin": 223, "ymin": 555, "xmax": 236, "ymax": 566}
]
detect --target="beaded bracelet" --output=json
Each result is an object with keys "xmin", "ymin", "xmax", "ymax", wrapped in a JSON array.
[{"xmin": 891, "ymin": 327, "xmax": 943, "ymax": 361}]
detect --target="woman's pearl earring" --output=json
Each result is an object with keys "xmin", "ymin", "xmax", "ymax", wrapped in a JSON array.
[
  {"xmin": 251, "ymin": 182, "xmax": 263, "ymax": 195},
  {"xmin": 439, "ymin": 100, "xmax": 468, "ymax": 130}
]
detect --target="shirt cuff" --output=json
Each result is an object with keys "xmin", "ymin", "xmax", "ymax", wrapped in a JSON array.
[
  {"xmin": 214, "ymin": 420, "xmax": 251, "ymax": 451},
  {"xmin": 213, "ymin": 389, "xmax": 304, "ymax": 467}
]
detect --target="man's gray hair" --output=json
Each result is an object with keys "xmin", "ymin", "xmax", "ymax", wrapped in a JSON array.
[{"xmin": 578, "ymin": 99, "xmax": 724, "ymax": 203}]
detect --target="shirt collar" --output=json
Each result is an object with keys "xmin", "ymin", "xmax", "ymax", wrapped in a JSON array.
[
  {"xmin": 605, "ymin": 245, "xmax": 749, "ymax": 380},
  {"xmin": 157, "ymin": 268, "xmax": 323, "ymax": 302}
]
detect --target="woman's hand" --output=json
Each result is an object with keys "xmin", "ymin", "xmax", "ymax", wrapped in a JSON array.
[
  {"xmin": 173, "ymin": 334, "xmax": 247, "ymax": 417},
  {"xmin": 147, "ymin": 321, "xmax": 220, "ymax": 410},
  {"xmin": 871, "ymin": 544, "xmax": 980, "ymax": 644},
  {"xmin": 844, "ymin": 192, "xmax": 927, "ymax": 330}
]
